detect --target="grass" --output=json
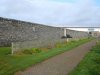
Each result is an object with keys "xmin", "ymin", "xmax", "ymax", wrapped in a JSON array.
[
  {"xmin": 68, "ymin": 41, "xmax": 100, "ymax": 75},
  {"xmin": 0, "ymin": 38, "xmax": 93, "ymax": 75}
]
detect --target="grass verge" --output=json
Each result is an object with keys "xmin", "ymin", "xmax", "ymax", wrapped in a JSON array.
[
  {"xmin": 0, "ymin": 38, "xmax": 93, "ymax": 75},
  {"xmin": 68, "ymin": 41, "xmax": 100, "ymax": 75}
]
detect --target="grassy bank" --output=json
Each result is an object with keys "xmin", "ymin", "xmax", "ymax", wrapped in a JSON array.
[
  {"xmin": 68, "ymin": 41, "xmax": 100, "ymax": 75},
  {"xmin": 0, "ymin": 38, "xmax": 93, "ymax": 75}
]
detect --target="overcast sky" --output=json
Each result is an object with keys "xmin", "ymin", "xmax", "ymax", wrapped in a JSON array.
[{"xmin": 0, "ymin": 0, "xmax": 100, "ymax": 27}]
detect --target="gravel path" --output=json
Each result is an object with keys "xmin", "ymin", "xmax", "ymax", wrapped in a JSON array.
[{"xmin": 15, "ymin": 40, "xmax": 96, "ymax": 75}]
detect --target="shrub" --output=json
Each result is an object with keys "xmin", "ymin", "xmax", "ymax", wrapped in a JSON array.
[
  {"xmin": 31, "ymin": 48, "xmax": 41, "ymax": 53},
  {"xmin": 22, "ymin": 48, "xmax": 41, "ymax": 55}
]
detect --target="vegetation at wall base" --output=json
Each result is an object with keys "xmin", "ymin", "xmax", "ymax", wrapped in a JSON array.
[
  {"xmin": 0, "ymin": 38, "xmax": 93, "ymax": 75},
  {"xmin": 68, "ymin": 41, "xmax": 100, "ymax": 75}
]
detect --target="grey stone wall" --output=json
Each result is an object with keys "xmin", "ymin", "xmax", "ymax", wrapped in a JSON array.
[
  {"xmin": 0, "ymin": 17, "xmax": 89, "ymax": 53},
  {"xmin": 66, "ymin": 29, "xmax": 88, "ymax": 40}
]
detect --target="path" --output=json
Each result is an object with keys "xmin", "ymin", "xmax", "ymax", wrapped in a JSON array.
[{"xmin": 15, "ymin": 40, "xmax": 96, "ymax": 75}]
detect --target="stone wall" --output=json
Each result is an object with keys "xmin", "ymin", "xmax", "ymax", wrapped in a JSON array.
[
  {"xmin": 0, "ymin": 17, "xmax": 89, "ymax": 53},
  {"xmin": 11, "ymin": 26, "xmax": 65, "ymax": 53},
  {"xmin": 66, "ymin": 29, "xmax": 89, "ymax": 40}
]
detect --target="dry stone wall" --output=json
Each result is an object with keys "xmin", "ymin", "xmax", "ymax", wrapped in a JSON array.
[{"xmin": 0, "ymin": 17, "xmax": 89, "ymax": 53}]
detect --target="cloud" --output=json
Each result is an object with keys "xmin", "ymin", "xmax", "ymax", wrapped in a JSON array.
[{"xmin": 0, "ymin": 0, "xmax": 100, "ymax": 27}]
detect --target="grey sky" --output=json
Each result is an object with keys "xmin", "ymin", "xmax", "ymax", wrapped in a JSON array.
[{"xmin": 0, "ymin": 0, "xmax": 100, "ymax": 27}]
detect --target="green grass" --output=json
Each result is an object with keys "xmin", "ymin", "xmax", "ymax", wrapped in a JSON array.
[
  {"xmin": 68, "ymin": 41, "xmax": 100, "ymax": 75},
  {"xmin": 0, "ymin": 38, "xmax": 93, "ymax": 75}
]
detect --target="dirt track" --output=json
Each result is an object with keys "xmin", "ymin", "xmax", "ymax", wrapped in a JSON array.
[{"xmin": 15, "ymin": 40, "xmax": 96, "ymax": 75}]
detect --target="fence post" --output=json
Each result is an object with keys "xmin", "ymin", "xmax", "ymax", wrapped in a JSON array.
[{"xmin": 11, "ymin": 42, "xmax": 14, "ymax": 55}]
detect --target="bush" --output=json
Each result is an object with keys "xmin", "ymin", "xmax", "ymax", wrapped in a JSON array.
[
  {"xmin": 31, "ymin": 48, "xmax": 41, "ymax": 53},
  {"xmin": 22, "ymin": 48, "xmax": 41, "ymax": 55}
]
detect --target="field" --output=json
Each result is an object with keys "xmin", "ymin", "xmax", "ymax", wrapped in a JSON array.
[
  {"xmin": 0, "ymin": 38, "xmax": 93, "ymax": 75},
  {"xmin": 68, "ymin": 41, "xmax": 100, "ymax": 75}
]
